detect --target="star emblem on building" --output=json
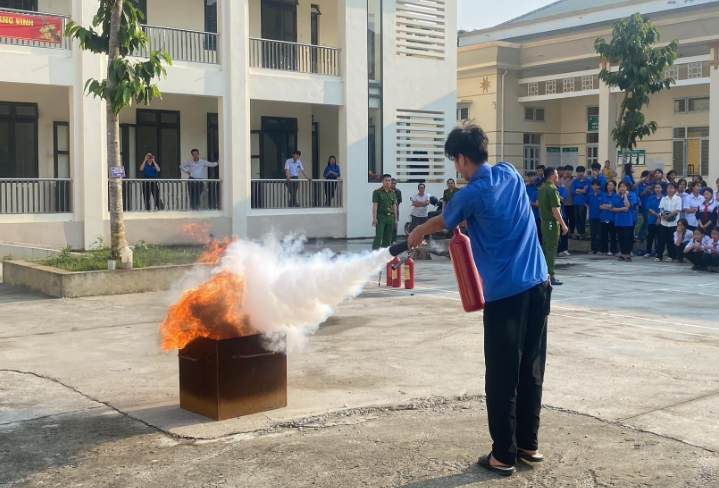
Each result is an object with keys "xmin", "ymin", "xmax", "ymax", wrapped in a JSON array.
[{"xmin": 481, "ymin": 77, "xmax": 491, "ymax": 93}]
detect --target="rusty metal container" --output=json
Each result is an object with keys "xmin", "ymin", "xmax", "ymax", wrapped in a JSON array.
[{"xmin": 178, "ymin": 334, "xmax": 287, "ymax": 421}]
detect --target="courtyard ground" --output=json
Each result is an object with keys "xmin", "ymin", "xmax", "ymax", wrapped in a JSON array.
[{"xmin": 1, "ymin": 245, "xmax": 718, "ymax": 487}]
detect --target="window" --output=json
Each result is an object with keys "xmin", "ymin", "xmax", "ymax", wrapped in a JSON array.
[
  {"xmin": 523, "ymin": 134, "xmax": 541, "ymax": 171},
  {"xmin": 524, "ymin": 107, "xmax": 545, "ymax": 122},
  {"xmin": 563, "ymin": 78, "xmax": 574, "ymax": 93},
  {"xmin": 545, "ymin": 80, "xmax": 556, "ymax": 95},
  {"xmin": 136, "ymin": 109, "xmax": 181, "ymax": 179},
  {"xmin": 368, "ymin": 97, "xmax": 383, "ymax": 181},
  {"xmin": 674, "ymin": 96, "xmax": 709, "ymax": 114},
  {"xmin": 457, "ymin": 106, "xmax": 469, "ymax": 121},
  {"xmin": 0, "ymin": 0, "xmax": 37, "ymax": 10},
  {"xmin": 368, "ymin": 0, "xmax": 383, "ymax": 180},
  {"xmin": 53, "ymin": 122, "xmax": 70, "ymax": 178},
  {"xmin": 396, "ymin": 110, "xmax": 446, "ymax": 183},
  {"xmin": 130, "ymin": 0, "xmax": 147, "ymax": 24},
  {"xmin": 205, "ymin": 0, "xmax": 218, "ymax": 50},
  {"xmin": 673, "ymin": 126, "xmax": 709, "ymax": 176},
  {"xmin": 586, "ymin": 133, "xmax": 599, "ymax": 168},
  {"xmin": 587, "ymin": 106, "xmax": 599, "ymax": 117},
  {"xmin": 368, "ymin": 0, "xmax": 382, "ymax": 83},
  {"xmin": 0, "ymin": 102, "xmax": 38, "ymax": 178},
  {"xmin": 396, "ymin": 0, "xmax": 445, "ymax": 59}
]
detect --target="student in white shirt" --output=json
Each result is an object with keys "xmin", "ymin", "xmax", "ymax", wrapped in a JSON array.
[
  {"xmin": 656, "ymin": 182, "xmax": 683, "ymax": 262},
  {"xmin": 284, "ymin": 150, "xmax": 312, "ymax": 207},
  {"xmin": 702, "ymin": 228, "xmax": 719, "ymax": 272},
  {"xmin": 673, "ymin": 219, "xmax": 692, "ymax": 264},
  {"xmin": 684, "ymin": 182, "xmax": 704, "ymax": 230},
  {"xmin": 180, "ymin": 149, "xmax": 219, "ymax": 210},
  {"xmin": 685, "ymin": 227, "xmax": 710, "ymax": 270},
  {"xmin": 409, "ymin": 183, "xmax": 432, "ymax": 232}
]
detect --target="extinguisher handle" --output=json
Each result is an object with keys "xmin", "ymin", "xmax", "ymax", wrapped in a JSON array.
[{"xmin": 389, "ymin": 241, "xmax": 409, "ymax": 257}]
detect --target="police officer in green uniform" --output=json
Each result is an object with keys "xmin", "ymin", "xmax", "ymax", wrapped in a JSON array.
[
  {"xmin": 538, "ymin": 167, "xmax": 569, "ymax": 285},
  {"xmin": 372, "ymin": 174, "xmax": 398, "ymax": 250}
]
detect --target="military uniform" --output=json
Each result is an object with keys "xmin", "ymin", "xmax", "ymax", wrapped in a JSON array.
[
  {"xmin": 538, "ymin": 182, "xmax": 562, "ymax": 279},
  {"xmin": 372, "ymin": 187, "xmax": 397, "ymax": 250}
]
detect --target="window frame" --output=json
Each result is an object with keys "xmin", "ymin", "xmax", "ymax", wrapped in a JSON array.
[
  {"xmin": 674, "ymin": 96, "xmax": 709, "ymax": 114},
  {"xmin": 53, "ymin": 121, "xmax": 70, "ymax": 179},
  {"xmin": 672, "ymin": 125, "xmax": 710, "ymax": 176},
  {"xmin": 522, "ymin": 133, "xmax": 541, "ymax": 171},
  {"xmin": 524, "ymin": 107, "xmax": 545, "ymax": 123},
  {"xmin": 0, "ymin": 0, "xmax": 37, "ymax": 11},
  {"xmin": 0, "ymin": 101, "xmax": 39, "ymax": 178}
]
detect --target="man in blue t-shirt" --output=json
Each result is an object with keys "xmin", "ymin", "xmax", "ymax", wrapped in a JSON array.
[{"xmin": 408, "ymin": 125, "xmax": 551, "ymax": 477}]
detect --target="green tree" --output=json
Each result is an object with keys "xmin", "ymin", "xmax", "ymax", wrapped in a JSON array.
[
  {"xmin": 595, "ymin": 13, "xmax": 678, "ymax": 170},
  {"xmin": 66, "ymin": 0, "xmax": 171, "ymax": 260}
]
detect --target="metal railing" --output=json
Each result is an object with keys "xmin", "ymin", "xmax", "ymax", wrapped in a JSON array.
[
  {"xmin": 251, "ymin": 179, "xmax": 343, "ymax": 210},
  {"xmin": 0, "ymin": 8, "xmax": 70, "ymax": 50},
  {"xmin": 113, "ymin": 179, "xmax": 222, "ymax": 212},
  {"xmin": 134, "ymin": 25, "xmax": 219, "ymax": 64},
  {"xmin": 0, "ymin": 178, "xmax": 72, "ymax": 214},
  {"xmin": 249, "ymin": 38, "xmax": 340, "ymax": 76}
]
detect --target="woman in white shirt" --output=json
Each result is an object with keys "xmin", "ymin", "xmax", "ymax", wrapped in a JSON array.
[
  {"xmin": 656, "ymin": 182, "xmax": 683, "ymax": 262},
  {"xmin": 673, "ymin": 219, "xmax": 692, "ymax": 264},
  {"xmin": 684, "ymin": 181, "xmax": 704, "ymax": 230}
]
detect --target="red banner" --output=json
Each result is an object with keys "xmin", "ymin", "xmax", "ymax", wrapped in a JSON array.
[{"xmin": 0, "ymin": 11, "xmax": 63, "ymax": 44}]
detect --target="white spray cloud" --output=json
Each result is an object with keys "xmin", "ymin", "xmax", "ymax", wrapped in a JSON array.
[{"xmin": 208, "ymin": 236, "xmax": 392, "ymax": 354}]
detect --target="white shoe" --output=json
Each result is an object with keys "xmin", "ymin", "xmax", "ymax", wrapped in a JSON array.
[
  {"xmin": 666, "ymin": 258, "xmax": 674, "ymax": 263},
  {"xmin": 564, "ymin": 251, "xmax": 572, "ymax": 257},
  {"xmin": 606, "ymin": 252, "xmax": 613, "ymax": 256},
  {"xmin": 643, "ymin": 254, "xmax": 651, "ymax": 259}
]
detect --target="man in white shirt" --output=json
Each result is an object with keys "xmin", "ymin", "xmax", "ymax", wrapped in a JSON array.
[
  {"xmin": 180, "ymin": 149, "xmax": 219, "ymax": 210},
  {"xmin": 656, "ymin": 182, "xmax": 683, "ymax": 262},
  {"xmin": 409, "ymin": 183, "xmax": 432, "ymax": 232},
  {"xmin": 684, "ymin": 181, "xmax": 704, "ymax": 230},
  {"xmin": 284, "ymin": 150, "xmax": 312, "ymax": 207}
]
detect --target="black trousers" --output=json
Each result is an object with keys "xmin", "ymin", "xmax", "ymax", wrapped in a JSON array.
[
  {"xmin": 142, "ymin": 180, "xmax": 161, "ymax": 211},
  {"xmin": 646, "ymin": 223, "xmax": 660, "ymax": 256},
  {"xmin": 687, "ymin": 251, "xmax": 704, "ymax": 267},
  {"xmin": 535, "ymin": 218, "xmax": 542, "ymax": 244},
  {"xmin": 286, "ymin": 178, "xmax": 299, "ymax": 207},
  {"xmin": 704, "ymin": 253, "xmax": 719, "ymax": 267},
  {"xmin": 188, "ymin": 178, "xmax": 203, "ymax": 210},
  {"xmin": 589, "ymin": 218, "xmax": 601, "ymax": 252},
  {"xmin": 574, "ymin": 205, "xmax": 587, "ymax": 236},
  {"xmin": 656, "ymin": 226, "xmax": 677, "ymax": 260},
  {"xmin": 600, "ymin": 221, "xmax": 618, "ymax": 254},
  {"xmin": 566, "ymin": 205, "xmax": 576, "ymax": 234},
  {"xmin": 616, "ymin": 226, "xmax": 634, "ymax": 255},
  {"xmin": 483, "ymin": 281, "xmax": 551, "ymax": 466}
]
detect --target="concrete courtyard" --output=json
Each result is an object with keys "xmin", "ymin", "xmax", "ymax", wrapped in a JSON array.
[{"xmin": 1, "ymin": 246, "xmax": 718, "ymax": 487}]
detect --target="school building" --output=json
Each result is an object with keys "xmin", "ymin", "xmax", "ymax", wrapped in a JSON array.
[
  {"xmin": 457, "ymin": 0, "xmax": 719, "ymax": 186},
  {"xmin": 0, "ymin": 0, "xmax": 456, "ymax": 250}
]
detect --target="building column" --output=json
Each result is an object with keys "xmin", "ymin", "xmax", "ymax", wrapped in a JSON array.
[
  {"xmin": 339, "ymin": 0, "xmax": 370, "ymax": 238},
  {"xmin": 219, "ymin": 0, "xmax": 250, "ymax": 238},
  {"xmin": 598, "ymin": 62, "xmax": 617, "ymax": 173},
  {"xmin": 73, "ymin": 0, "xmax": 106, "ymax": 249},
  {"xmin": 708, "ymin": 43, "xmax": 719, "ymax": 185}
]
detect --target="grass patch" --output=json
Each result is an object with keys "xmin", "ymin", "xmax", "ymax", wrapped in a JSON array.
[{"xmin": 40, "ymin": 245, "xmax": 206, "ymax": 272}]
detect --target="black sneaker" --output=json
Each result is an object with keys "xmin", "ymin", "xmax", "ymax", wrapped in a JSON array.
[{"xmin": 550, "ymin": 277, "xmax": 563, "ymax": 286}]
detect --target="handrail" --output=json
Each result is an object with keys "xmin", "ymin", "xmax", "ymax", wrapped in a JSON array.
[
  {"xmin": 0, "ymin": 178, "xmax": 72, "ymax": 181},
  {"xmin": 0, "ymin": 7, "xmax": 70, "ymax": 19},
  {"xmin": 249, "ymin": 37, "xmax": 340, "ymax": 52},
  {"xmin": 144, "ymin": 24, "xmax": 216, "ymax": 36}
]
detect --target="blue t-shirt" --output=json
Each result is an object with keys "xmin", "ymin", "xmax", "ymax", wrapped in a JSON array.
[
  {"xmin": 646, "ymin": 194, "xmax": 662, "ymax": 225},
  {"xmin": 442, "ymin": 162, "xmax": 548, "ymax": 303},
  {"xmin": 600, "ymin": 192, "xmax": 616, "ymax": 222},
  {"xmin": 526, "ymin": 184, "xmax": 539, "ymax": 220},
  {"xmin": 142, "ymin": 163, "xmax": 158, "ymax": 178},
  {"xmin": 636, "ymin": 181, "xmax": 652, "ymax": 209},
  {"xmin": 628, "ymin": 191, "xmax": 639, "ymax": 223},
  {"xmin": 558, "ymin": 185, "xmax": 568, "ymax": 218},
  {"xmin": 623, "ymin": 175, "xmax": 636, "ymax": 188},
  {"xmin": 571, "ymin": 178, "xmax": 591, "ymax": 206},
  {"xmin": 586, "ymin": 190, "xmax": 605, "ymax": 219},
  {"xmin": 323, "ymin": 164, "xmax": 340, "ymax": 180},
  {"xmin": 656, "ymin": 180, "xmax": 667, "ymax": 194},
  {"xmin": 591, "ymin": 173, "xmax": 607, "ymax": 190},
  {"xmin": 612, "ymin": 192, "xmax": 634, "ymax": 227}
]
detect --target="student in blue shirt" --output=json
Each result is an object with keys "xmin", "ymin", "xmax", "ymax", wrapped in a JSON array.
[
  {"xmin": 599, "ymin": 180, "xmax": 618, "ymax": 255},
  {"xmin": 643, "ymin": 183, "xmax": 664, "ymax": 258},
  {"xmin": 139, "ymin": 152, "xmax": 163, "ymax": 211},
  {"xmin": 636, "ymin": 170, "xmax": 653, "ymax": 241},
  {"xmin": 654, "ymin": 168, "xmax": 668, "ymax": 194},
  {"xmin": 571, "ymin": 166, "xmax": 591, "ymax": 239},
  {"xmin": 623, "ymin": 162, "xmax": 639, "ymax": 191},
  {"xmin": 590, "ymin": 162, "xmax": 607, "ymax": 190},
  {"xmin": 535, "ymin": 165, "xmax": 545, "ymax": 186},
  {"xmin": 612, "ymin": 180, "xmax": 635, "ymax": 261},
  {"xmin": 322, "ymin": 155, "xmax": 341, "ymax": 206},
  {"xmin": 526, "ymin": 171, "xmax": 542, "ymax": 243},
  {"xmin": 585, "ymin": 179, "xmax": 605, "ymax": 254},
  {"xmin": 407, "ymin": 125, "xmax": 551, "ymax": 476},
  {"xmin": 557, "ymin": 184, "xmax": 570, "ymax": 257}
]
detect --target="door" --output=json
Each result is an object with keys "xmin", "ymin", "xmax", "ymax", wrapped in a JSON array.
[
  {"xmin": 586, "ymin": 145, "xmax": 599, "ymax": 168},
  {"xmin": 136, "ymin": 109, "xmax": 181, "ymax": 179},
  {"xmin": 523, "ymin": 146, "xmax": 540, "ymax": 171},
  {"xmin": 310, "ymin": 5, "xmax": 319, "ymax": 73},
  {"xmin": 207, "ymin": 113, "xmax": 220, "ymax": 209},
  {"xmin": 260, "ymin": 117, "xmax": 297, "ymax": 179},
  {"xmin": 312, "ymin": 122, "xmax": 319, "ymax": 179},
  {"xmin": 261, "ymin": 0, "xmax": 297, "ymax": 70}
]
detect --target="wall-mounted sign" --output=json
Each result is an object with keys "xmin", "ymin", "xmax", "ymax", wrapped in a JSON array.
[
  {"xmin": 0, "ymin": 12, "xmax": 63, "ymax": 44},
  {"xmin": 562, "ymin": 147, "xmax": 579, "ymax": 166},
  {"xmin": 587, "ymin": 115, "xmax": 599, "ymax": 132},
  {"xmin": 617, "ymin": 150, "xmax": 646, "ymax": 166},
  {"xmin": 110, "ymin": 166, "xmax": 126, "ymax": 178},
  {"xmin": 546, "ymin": 147, "xmax": 561, "ymax": 166}
]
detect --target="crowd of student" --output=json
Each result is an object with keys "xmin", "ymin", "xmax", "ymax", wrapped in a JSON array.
[{"xmin": 525, "ymin": 162, "xmax": 719, "ymax": 272}]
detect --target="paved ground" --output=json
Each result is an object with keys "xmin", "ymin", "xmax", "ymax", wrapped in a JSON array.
[{"xmin": 1, "ymin": 245, "xmax": 719, "ymax": 487}]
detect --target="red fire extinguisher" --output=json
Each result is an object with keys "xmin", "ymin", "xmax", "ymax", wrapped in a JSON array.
[
  {"xmin": 449, "ymin": 228, "xmax": 485, "ymax": 312},
  {"xmin": 404, "ymin": 255, "xmax": 415, "ymax": 289},
  {"xmin": 391, "ymin": 257, "xmax": 402, "ymax": 288},
  {"xmin": 386, "ymin": 257, "xmax": 398, "ymax": 287}
]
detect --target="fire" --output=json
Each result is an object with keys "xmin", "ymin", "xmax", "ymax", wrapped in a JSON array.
[
  {"xmin": 159, "ymin": 271, "xmax": 257, "ymax": 351},
  {"xmin": 160, "ymin": 225, "xmax": 248, "ymax": 351}
]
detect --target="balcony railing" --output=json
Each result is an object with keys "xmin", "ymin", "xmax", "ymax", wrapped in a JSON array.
[
  {"xmin": 0, "ymin": 8, "xmax": 70, "ymax": 50},
  {"xmin": 251, "ymin": 179, "xmax": 343, "ymax": 209},
  {"xmin": 0, "ymin": 178, "xmax": 72, "ymax": 214},
  {"xmin": 249, "ymin": 38, "xmax": 340, "ymax": 76},
  {"xmin": 114, "ymin": 179, "xmax": 221, "ymax": 212},
  {"xmin": 134, "ymin": 25, "xmax": 219, "ymax": 64}
]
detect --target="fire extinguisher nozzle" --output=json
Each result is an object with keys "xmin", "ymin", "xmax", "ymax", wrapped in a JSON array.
[{"xmin": 388, "ymin": 241, "xmax": 409, "ymax": 257}]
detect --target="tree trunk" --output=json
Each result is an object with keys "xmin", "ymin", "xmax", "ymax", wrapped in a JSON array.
[{"xmin": 107, "ymin": 0, "xmax": 125, "ymax": 261}]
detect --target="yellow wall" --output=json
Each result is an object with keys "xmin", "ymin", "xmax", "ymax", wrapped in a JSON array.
[{"xmin": 146, "ymin": 0, "xmax": 205, "ymax": 31}]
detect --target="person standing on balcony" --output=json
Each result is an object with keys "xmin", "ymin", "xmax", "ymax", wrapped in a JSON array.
[
  {"xmin": 322, "ymin": 155, "xmax": 341, "ymax": 207},
  {"xmin": 180, "ymin": 149, "xmax": 219, "ymax": 211},
  {"xmin": 140, "ymin": 152, "xmax": 163, "ymax": 211},
  {"xmin": 372, "ymin": 174, "xmax": 398, "ymax": 250},
  {"xmin": 285, "ymin": 150, "xmax": 312, "ymax": 207}
]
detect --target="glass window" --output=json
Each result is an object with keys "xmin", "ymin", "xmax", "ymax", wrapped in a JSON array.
[
  {"xmin": 688, "ymin": 97, "xmax": 709, "ymax": 113},
  {"xmin": 54, "ymin": 122, "xmax": 70, "ymax": 179},
  {"xmin": 673, "ymin": 126, "xmax": 710, "ymax": 176},
  {"xmin": 368, "ymin": 99, "xmax": 382, "ymax": 182},
  {"xmin": 586, "ymin": 133, "xmax": 599, "ymax": 144},
  {"xmin": 0, "ymin": 0, "xmax": 37, "ymax": 10},
  {"xmin": 368, "ymin": 0, "xmax": 382, "ymax": 83},
  {"xmin": 524, "ymin": 107, "xmax": 544, "ymax": 122},
  {"xmin": 0, "ymin": 102, "xmax": 38, "ymax": 178},
  {"xmin": 587, "ymin": 106, "xmax": 599, "ymax": 117}
]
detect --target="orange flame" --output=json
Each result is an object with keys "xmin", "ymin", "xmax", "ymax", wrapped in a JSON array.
[
  {"xmin": 159, "ymin": 271, "xmax": 257, "ymax": 351},
  {"xmin": 159, "ymin": 225, "xmax": 248, "ymax": 351}
]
